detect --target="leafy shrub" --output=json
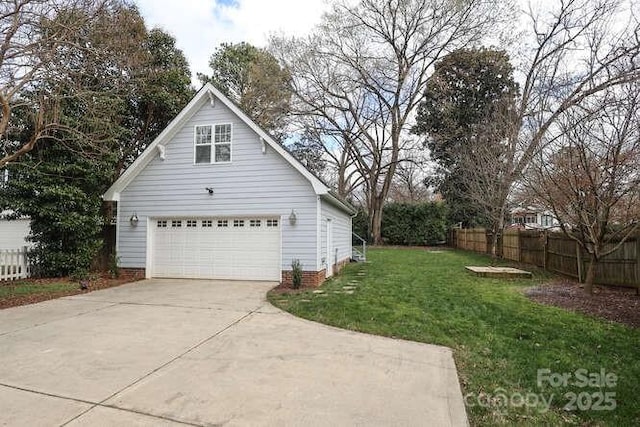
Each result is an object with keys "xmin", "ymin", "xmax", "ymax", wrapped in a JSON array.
[
  {"xmin": 291, "ymin": 258, "xmax": 303, "ymax": 289},
  {"xmin": 382, "ymin": 202, "xmax": 448, "ymax": 245},
  {"xmin": 2, "ymin": 140, "xmax": 113, "ymax": 278}
]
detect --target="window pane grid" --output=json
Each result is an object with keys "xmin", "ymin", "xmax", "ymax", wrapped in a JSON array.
[
  {"xmin": 214, "ymin": 124, "xmax": 231, "ymax": 143},
  {"xmin": 195, "ymin": 125, "xmax": 212, "ymax": 145},
  {"xmin": 195, "ymin": 124, "xmax": 231, "ymax": 163}
]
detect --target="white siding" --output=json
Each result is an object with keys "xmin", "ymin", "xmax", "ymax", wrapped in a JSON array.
[
  {"xmin": 0, "ymin": 219, "xmax": 30, "ymax": 250},
  {"xmin": 320, "ymin": 199, "xmax": 352, "ymax": 269},
  {"xmin": 118, "ymin": 96, "xmax": 318, "ymax": 271}
]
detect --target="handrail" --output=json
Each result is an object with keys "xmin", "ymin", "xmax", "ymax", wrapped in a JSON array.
[
  {"xmin": 352, "ymin": 232, "xmax": 367, "ymax": 262},
  {"xmin": 352, "ymin": 232, "xmax": 366, "ymax": 244}
]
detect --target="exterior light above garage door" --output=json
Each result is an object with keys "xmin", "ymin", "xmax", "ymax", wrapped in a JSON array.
[
  {"xmin": 129, "ymin": 212, "xmax": 139, "ymax": 225},
  {"xmin": 289, "ymin": 209, "xmax": 297, "ymax": 226}
]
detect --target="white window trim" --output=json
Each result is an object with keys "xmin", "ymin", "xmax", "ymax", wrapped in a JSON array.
[{"xmin": 193, "ymin": 123, "xmax": 233, "ymax": 165}]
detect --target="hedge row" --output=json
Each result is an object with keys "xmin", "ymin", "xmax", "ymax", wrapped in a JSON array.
[{"xmin": 354, "ymin": 202, "xmax": 449, "ymax": 245}]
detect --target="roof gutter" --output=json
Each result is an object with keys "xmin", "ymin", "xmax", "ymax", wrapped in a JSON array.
[{"xmin": 320, "ymin": 192, "xmax": 357, "ymax": 215}]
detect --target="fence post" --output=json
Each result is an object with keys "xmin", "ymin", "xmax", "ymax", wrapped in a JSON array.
[
  {"xmin": 0, "ymin": 247, "xmax": 30, "ymax": 281},
  {"xmin": 518, "ymin": 229, "xmax": 522, "ymax": 263},
  {"xmin": 576, "ymin": 241, "xmax": 583, "ymax": 283},
  {"xmin": 636, "ymin": 237, "xmax": 640, "ymax": 295},
  {"xmin": 543, "ymin": 230, "xmax": 548, "ymax": 271},
  {"xmin": 22, "ymin": 246, "xmax": 29, "ymax": 277}
]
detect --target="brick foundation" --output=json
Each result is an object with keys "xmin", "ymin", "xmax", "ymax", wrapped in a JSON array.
[
  {"xmin": 119, "ymin": 268, "xmax": 146, "ymax": 280},
  {"xmin": 120, "ymin": 261, "xmax": 350, "ymax": 287},
  {"xmin": 281, "ymin": 257, "xmax": 351, "ymax": 288},
  {"xmin": 281, "ymin": 269, "xmax": 326, "ymax": 288}
]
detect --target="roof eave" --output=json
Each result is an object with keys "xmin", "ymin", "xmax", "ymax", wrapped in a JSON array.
[
  {"xmin": 103, "ymin": 83, "xmax": 330, "ymax": 201},
  {"xmin": 320, "ymin": 192, "xmax": 357, "ymax": 215}
]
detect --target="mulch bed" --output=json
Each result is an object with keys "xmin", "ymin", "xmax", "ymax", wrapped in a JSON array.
[
  {"xmin": 0, "ymin": 274, "xmax": 142, "ymax": 310},
  {"xmin": 525, "ymin": 280, "xmax": 640, "ymax": 328}
]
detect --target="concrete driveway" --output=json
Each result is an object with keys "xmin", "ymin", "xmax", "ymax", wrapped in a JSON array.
[{"xmin": 0, "ymin": 279, "xmax": 468, "ymax": 426}]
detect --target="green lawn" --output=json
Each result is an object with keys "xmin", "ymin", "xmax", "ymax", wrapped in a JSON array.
[
  {"xmin": 0, "ymin": 280, "xmax": 77, "ymax": 299},
  {"xmin": 268, "ymin": 248, "xmax": 640, "ymax": 426}
]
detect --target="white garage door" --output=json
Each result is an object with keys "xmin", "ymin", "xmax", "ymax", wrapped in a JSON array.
[{"xmin": 151, "ymin": 217, "xmax": 281, "ymax": 281}]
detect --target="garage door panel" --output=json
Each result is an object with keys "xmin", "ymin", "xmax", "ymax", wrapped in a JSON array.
[{"xmin": 152, "ymin": 217, "xmax": 280, "ymax": 281}]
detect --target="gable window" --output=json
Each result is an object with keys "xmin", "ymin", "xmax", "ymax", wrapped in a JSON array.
[
  {"xmin": 214, "ymin": 124, "xmax": 232, "ymax": 162},
  {"xmin": 194, "ymin": 124, "xmax": 232, "ymax": 164}
]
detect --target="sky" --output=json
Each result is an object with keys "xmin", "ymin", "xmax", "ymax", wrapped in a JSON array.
[{"xmin": 135, "ymin": 0, "xmax": 329, "ymax": 86}]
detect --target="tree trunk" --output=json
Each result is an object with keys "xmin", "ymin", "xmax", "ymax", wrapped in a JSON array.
[
  {"xmin": 370, "ymin": 199, "xmax": 384, "ymax": 245},
  {"xmin": 490, "ymin": 230, "xmax": 499, "ymax": 259},
  {"xmin": 337, "ymin": 167, "xmax": 348, "ymax": 199},
  {"xmin": 490, "ymin": 205, "xmax": 506, "ymax": 259},
  {"xmin": 584, "ymin": 252, "xmax": 596, "ymax": 295}
]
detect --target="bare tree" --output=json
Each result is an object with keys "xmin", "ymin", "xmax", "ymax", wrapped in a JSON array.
[
  {"xmin": 525, "ymin": 84, "xmax": 640, "ymax": 294},
  {"xmin": 454, "ymin": 115, "xmax": 516, "ymax": 254},
  {"xmin": 289, "ymin": 113, "xmax": 365, "ymax": 198},
  {"xmin": 0, "ymin": 0, "xmax": 121, "ymax": 168},
  {"xmin": 387, "ymin": 148, "xmax": 431, "ymax": 203},
  {"xmin": 272, "ymin": 0, "xmax": 508, "ymax": 244},
  {"xmin": 455, "ymin": 0, "xmax": 640, "ymax": 256}
]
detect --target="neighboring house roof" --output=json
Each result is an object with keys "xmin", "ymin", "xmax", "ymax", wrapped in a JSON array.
[
  {"xmin": 510, "ymin": 206, "xmax": 554, "ymax": 216},
  {"xmin": 103, "ymin": 83, "xmax": 355, "ymax": 215}
]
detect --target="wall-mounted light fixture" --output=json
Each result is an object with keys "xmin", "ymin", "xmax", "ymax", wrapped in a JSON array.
[
  {"xmin": 129, "ymin": 212, "xmax": 139, "ymax": 225},
  {"xmin": 289, "ymin": 209, "xmax": 297, "ymax": 226},
  {"xmin": 205, "ymin": 187, "xmax": 214, "ymax": 195}
]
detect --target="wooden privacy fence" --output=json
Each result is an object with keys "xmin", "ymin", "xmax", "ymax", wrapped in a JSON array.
[
  {"xmin": 0, "ymin": 247, "xmax": 31, "ymax": 281},
  {"xmin": 451, "ymin": 228, "xmax": 640, "ymax": 288},
  {"xmin": 453, "ymin": 228, "xmax": 490, "ymax": 253}
]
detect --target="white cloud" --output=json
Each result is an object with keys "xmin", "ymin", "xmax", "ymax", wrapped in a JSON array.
[{"xmin": 135, "ymin": 0, "xmax": 329, "ymax": 86}]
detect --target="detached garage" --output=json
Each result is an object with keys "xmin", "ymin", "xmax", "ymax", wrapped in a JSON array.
[{"xmin": 103, "ymin": 83, "xmax": 355, "ymax": 286}]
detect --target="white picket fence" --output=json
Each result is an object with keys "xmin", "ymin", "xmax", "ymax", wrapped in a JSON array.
[{"xmin": 0, "ymin": 247, "xmax": 31, "ymax": 281}]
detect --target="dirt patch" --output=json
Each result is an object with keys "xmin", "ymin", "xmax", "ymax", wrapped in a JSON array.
[
  {"xmin": 525, "ymin": 280, "xmax": 640, "ymax": 328},
  {"xmin": 0, "ymin": 274, "xmax": 142, "ymax": 309}
]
